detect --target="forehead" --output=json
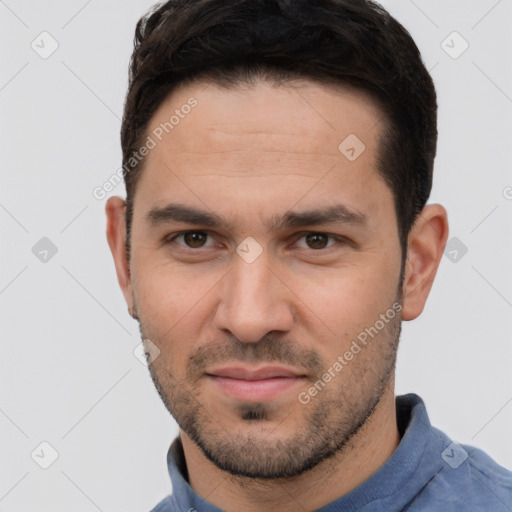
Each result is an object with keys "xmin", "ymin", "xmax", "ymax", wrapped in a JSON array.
[
  {"xmin": 147, "ymin": 78, "xmax": 384, "ymax": 164},
  {"xmin": 133, "ymin": 78, "xmax": 393, "ymax": 228}
]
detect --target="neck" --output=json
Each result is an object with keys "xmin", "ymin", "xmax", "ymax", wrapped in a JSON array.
[{"xmin": 180, "ymin": 382, "xmax": 399, "ymax": 512}]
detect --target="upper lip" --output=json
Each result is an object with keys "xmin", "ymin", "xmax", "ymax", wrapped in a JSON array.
[{"xmin": 206, "ymin": 365, "xmax": 306, "ymax": 380}]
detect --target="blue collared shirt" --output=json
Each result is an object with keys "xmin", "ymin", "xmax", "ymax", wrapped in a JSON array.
[{"xmin": 150, "ymin": 393, "xmax": 512, "ymax": 511}]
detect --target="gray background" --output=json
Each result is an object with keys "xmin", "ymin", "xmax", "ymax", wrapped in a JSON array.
[{"xmin": 1, "ymin": 1, "xmax": 511, "ymax": 510}]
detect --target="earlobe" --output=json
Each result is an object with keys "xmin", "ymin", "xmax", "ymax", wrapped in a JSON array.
[
  {"xmin": 401, "ymin": 204, "xmax": 449, "ymax": 321},
  {"xmin": 105, "ymin": 196, "xmax": 134, "ymax": 311}
]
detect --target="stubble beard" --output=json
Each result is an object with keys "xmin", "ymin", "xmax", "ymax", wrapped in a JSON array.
[{"xmin": 136, "ymin": 298, "xmax": 402, "ymax": 480}]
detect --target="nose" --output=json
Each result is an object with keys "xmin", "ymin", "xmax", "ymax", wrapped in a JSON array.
[{"xmin": 213, "ymin": 250, "xmax": 294, "ymax": 343}]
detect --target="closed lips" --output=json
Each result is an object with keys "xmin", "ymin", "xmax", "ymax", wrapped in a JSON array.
[{"xmin": 207, "ymin": 366, "xmax": 306, "ymax": 380}]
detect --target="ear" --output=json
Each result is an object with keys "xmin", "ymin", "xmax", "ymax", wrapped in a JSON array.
[
  {"xmin": 105, "ymin": 196, "xmax": 134, "ymax": 313},
  {"xmin": 401, "ymin": 204, "xmax": 449, "ymax": 321}
]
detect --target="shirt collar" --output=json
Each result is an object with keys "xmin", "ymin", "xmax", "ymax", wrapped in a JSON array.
[{"xmin": 166, "ymin": 432, "xmax": 225, "ymax": 512}]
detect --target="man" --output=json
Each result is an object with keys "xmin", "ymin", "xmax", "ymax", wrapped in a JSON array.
[{"xmin": 105, "ymin": 0, "xmax": 512, "ymax": 510}]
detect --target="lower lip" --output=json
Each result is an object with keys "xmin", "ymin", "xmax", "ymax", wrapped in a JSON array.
[{"xmin": 208, "ymin": 375, "xmax": 305, "ymax": 401}]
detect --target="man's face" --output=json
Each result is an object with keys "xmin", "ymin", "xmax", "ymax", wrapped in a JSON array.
[{"xmin": 127, "ymin": 79, "xmax": 404, "ymax": 478}]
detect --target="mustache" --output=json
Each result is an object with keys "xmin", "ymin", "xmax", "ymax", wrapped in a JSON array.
[{"xmin": 187, "ymin": 334, "xmax": 324, "ymax": 378}]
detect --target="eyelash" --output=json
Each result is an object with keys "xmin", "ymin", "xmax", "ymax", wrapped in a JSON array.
[{"xmin": 164, "ymin": 230, "xmax": 347, "ymax": 252}]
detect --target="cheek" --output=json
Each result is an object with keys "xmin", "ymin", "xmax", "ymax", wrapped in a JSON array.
[
  {"xmin": 132, "ymin": 260, "xmax": 201, "ymax": 334},
  {"xmin": 136, "ymin": 269, "xmax": 184, "ymax": 317},
  {"xmin": 132, "ymin": 266, "xmax": 209, "ymax": 376},
  {"xmin": 290, "ymin": 259, "xmax": 399, "ymax": 343}
]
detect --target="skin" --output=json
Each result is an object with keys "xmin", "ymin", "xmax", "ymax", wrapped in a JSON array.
[{"xmin": 106, "ymin": 78, "xmax": 449, "ymax": 512}]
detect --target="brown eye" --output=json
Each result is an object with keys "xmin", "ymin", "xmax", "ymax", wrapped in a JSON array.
[
  {"xmin": 294, "ymin": 232, "xmax": 343, "ymax": 251},
  {"xmin": 182, "ymin": 231, "xmax": 208, "ymax": 248},
  {"xmin": 305, "ymin": 233, "xmax": 329, "ymax": 249}
]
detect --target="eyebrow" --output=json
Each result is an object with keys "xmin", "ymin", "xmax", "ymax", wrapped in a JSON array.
[{"xmin": 145, "ymin": 202, "xmax": 368, "ymax": 232}]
